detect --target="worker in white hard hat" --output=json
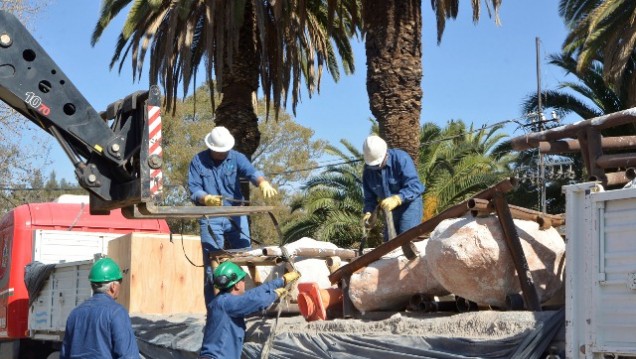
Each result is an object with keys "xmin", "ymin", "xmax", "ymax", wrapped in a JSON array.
[
  {"xmin": 188, "ymin": 126, "xmax": 278, "ymax": 306},
  {"xmin": 361, "ymin": 135, "xmax": 424, "ymax": 241}
]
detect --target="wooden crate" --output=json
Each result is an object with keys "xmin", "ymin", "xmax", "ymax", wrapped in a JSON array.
[{"xmin": 108, "ymin": 232, "xmax": 206, "ymax": 315}]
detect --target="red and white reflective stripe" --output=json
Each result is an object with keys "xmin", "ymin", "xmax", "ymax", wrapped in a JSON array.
[{"xmin": 148, "ymin": 105, "xmax": 163, "ymax": 195}]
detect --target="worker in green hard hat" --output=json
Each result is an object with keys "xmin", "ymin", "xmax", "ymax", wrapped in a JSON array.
[
  {"xmin": 198, "ymin": 261, "xmax": 300, "ymax": 359},
  {"xmin": 61, "ymin": 257, "xmax": 139, "ymax": 359}
]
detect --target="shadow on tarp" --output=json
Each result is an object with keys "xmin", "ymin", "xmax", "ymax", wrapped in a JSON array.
[{"xmin": 132, "ymin": 315, "xmax": 203, "ymax": 359}]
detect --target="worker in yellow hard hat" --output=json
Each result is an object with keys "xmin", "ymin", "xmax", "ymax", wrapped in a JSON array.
[
  {"xmin": 61, "ymin": 258, "xmax": 138, "ymax": 358},
  {"xmin": 188, "ymin": 126, "xmax": 278, "ymax": 306},
  {"xmin": 361, "ymin": 135, "xmax": 425, "ymax": 241},
  {"xmin": 198, "ymin": 262, "xmax": 300, "ymax": 359}
]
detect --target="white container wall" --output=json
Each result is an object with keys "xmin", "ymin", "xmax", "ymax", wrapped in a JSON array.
[
  {"xmin": 29, "ymin": 261, "xmax": 92, "ymax": 340},
  {"xmin": 33, "ymin": 229, "xmax": 123, "ymax": 264},
  {"xmin": 564, "ymin": 183, "xmax": 636, "ymax": 359}
]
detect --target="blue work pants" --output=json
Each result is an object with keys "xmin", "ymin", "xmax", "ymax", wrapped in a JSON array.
[{"xmin": 199, "ymin": 216, "xmax": 251, "ymax": 305}]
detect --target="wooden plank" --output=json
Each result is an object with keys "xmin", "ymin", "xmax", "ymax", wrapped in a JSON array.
[{"xmin": 108, "ymin": 233, "xmax": 206, "ymax": 315}]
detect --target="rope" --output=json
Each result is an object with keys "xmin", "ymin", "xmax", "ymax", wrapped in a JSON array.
[
  {"xmin": 172, "ymin": 220, "xmax": 204, "ymax": 267},
  {"xmin": 259, "ymin": 211, "xmax": 294, "ymax": 358}
]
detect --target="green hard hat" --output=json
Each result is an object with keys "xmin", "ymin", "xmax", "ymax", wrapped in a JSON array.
[
  {"xmin": 213, "ymin": 261, "xmax": 246, "ymax": 290},
  {"xmin": 89, "ymin": 258, "xmax": 123, "ymax": 283}
]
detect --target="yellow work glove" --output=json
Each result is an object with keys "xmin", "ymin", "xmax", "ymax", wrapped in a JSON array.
[
  {"xmin": 380, "ymin": 195, "xmax": 402, "ymax": 211},
  {"xmin": 274, "ymin": 287, "xmax": 288, "ymax": 298},
  {"xmin": 259, "ymin": 181, "xmax": 278, "ymax": 198},
  {"xmin": 203, "ymin": 194, "xmax": 223, "ymax": 206},
  {"xmin": 282, "ymin": 271, "xmax": 301, "ymax": 286},
  {"xmin": 361, "ymin": 212, "xmax": 372, "ymax": 228}
]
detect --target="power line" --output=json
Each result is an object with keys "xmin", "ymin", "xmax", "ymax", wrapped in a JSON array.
[
  {"xmin": 266, "ymin": 159, "xmax": 362, "ymax": 176},
  {"xmin": 0, "ymin": 187, "xmax": 83, "ymax": 191},
  {"xmin": 419, "ymin": 116, "xmax": 529, "ymax": 147}
]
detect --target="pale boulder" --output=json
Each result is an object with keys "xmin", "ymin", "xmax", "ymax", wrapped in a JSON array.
[
  {"xmin": 426, "ymin": 215, "xmax": 566, "ymax": 307},
  {"xmin": 349, "ymin": 241, "xmax": 449, "ymax": 313}
]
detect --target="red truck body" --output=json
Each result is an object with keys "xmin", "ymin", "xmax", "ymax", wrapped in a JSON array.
[{"xmin": 0, "ymin": 201, "xmax": 170, "ymax": 339}]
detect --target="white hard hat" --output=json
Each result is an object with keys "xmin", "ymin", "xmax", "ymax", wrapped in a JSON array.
[
  {"xmin": 204, "ymin": 126, "xmax": 235, "ymax": 152},
  {"xmin": 362, "ymin": 135, "xmax": 387, "ymax": 166}
]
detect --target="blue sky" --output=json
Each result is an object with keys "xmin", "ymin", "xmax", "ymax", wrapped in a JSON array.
[{"xmin": 26, "ymin": 1, "xmax": 570, "ymax": 181}]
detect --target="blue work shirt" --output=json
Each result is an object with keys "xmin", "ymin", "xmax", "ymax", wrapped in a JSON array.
[
  {"xmin": 60, "ymin": 293, "xmax": 139, "ymax": 359},
  {"xmin": 188, "ymin": 149, "xmax": 263, "ymax": 206},
  {"xmin": 188, "ymin": 149, "xmax": 264, "ymax": 303},
  {"xmin": 362, "ymin": 149, "xmax": 425, "ymax": 237},
  {"xmin": 199, "ymin": 278, "xmax": 284, "ymax": 359}
]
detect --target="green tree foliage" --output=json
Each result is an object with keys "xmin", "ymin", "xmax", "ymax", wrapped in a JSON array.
[
  {"xmin": 560, "ymin": 0, "xmax": 636, "ymax": 106},
  {"xmin": 419, "ymin": 120, "xmax": 514, "ymax": 219},
  {"xmin": 0, "ymin": 170, "xmax": 84, "ymax": 216},
  {"xmin": 354, "ymin": 0, "xmax": 502, "ymax": 163},
  {"xmin": 159, "ymin": 84, "xmax": 325, "ymax": 240},
  {"xmin": 285, "ymin": 120, "xmax": 513, "ymax": 248},
  {"xmin": 282, "ymin": 140, "xmax": 383, "ymax": 248},
  {"xmin": 522, "ymin": 53, "xmax": 627, "ymax": 123},
  {"xmin": 90, "ymin": 0, "xmax": 358, "ymax": 163},
  {"xmin": 0, "ymin": 1, "xmax": 54, "ymax": 217},
  {"xmin": 516, "ymin": 50, "xmax": 636, "ymax": 213}
]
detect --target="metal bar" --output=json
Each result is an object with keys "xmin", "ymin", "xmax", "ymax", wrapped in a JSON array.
[
  {"xmin": 122, "ymin": 203, "xmax": 275, "ymax": 219},
  {"xmin": 384, "ymin": 209, "xmax": 397, "ymax": 240},
  {"xmin": 340, "ymin": 277, "xmax": 356, "ymax": 319},
  {"xmin": 578, "ymin": 130, "xmax": 592, "ymax": 179},
  {"xmin": 590, "ymin": 171, "xmax": 629, "ymax": 186},
  {"xmin": 596, "ymin": 153, "xmax": 636, "ymax": 169},
  {"xmin": 328, "ymin": 177, "xmax": 518, "ymax": 284},
  {"xmin": 539, "ymin": 136, "xmax": 636, "ymax": 154},
  {"xmin": 587, "ymin": 128, "xmax": 606, "ymax": 185},
  {"xmin": 468, "ymin": 198, "xmax": 565, "ymax": 227},
  {"xmin": 510, "ymin": 108, "xmax": 636, "ymax": 151},
  {"xmin": 492, "ymin": 192, "xmax": 542, "ymax": 311},
  {"xmin": 228, "ymin": 256, "xmax": 283, "ymax": 266},
  {"xmin": 262, "ymin": 247, "xmax": 358, "ymax": 259}
]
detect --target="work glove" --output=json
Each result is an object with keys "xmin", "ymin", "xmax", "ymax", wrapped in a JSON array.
[
  {"xmin": 282, "ymin": 271, "xmax": 301, "ymax": 285},
  {"xmin": 380, "ymin": 195, "xmax": 402, "ymax": 211},
  {"xmin": 275, "ymin": 287, "xmax": 288, "ymax": 298},
  {"xmin": 361, "ymin": 212, "xmax": 372, "ymax": 228},
  {"xmin": 259, "ymin": 181, "xmax": 278, "ymax": 198},
  {"xmin": 203, "ymin": 194, "xmax": 223, "ymax": 206}
]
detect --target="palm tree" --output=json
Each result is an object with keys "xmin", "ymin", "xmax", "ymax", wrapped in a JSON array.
[
  {"xmin": 560, "ymin": 0, "xmax": 636, "ymax": 106},
  {"xmin": 282, "ymin": 140, "xmax": 384, "ymax": 248},
  {"xmin": 91, "ymin": 0, "xmax": 357, "ymax": 158},
  {"xmin": 359, "ymin": 0, "xmax": 502, "ymax": 162},
  {"xmin": 517, "ymin": 51, "xmax": 634, "ymax": 212},
  {"xmin": 419, "ymin": 120, "xmax": 514, "ymax": 218},
  {"xmin": 521, "ymin": 53, "xmax": 633, "ymax": 137}
]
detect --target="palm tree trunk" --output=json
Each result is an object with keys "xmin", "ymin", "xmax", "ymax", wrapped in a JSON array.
[
  {"xmin": 215, "ymin": 1, "xmax": 260, "ymax": 160},
  {"xmin": 362, "ymin": 0, "xmax": 422, "ymax": 163}
]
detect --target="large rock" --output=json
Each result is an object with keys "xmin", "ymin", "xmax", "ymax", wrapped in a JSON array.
[
  {"xmin": 349, "ymin": 241, "xmax": 449, "ymax": 313},
  {"xmin": 426, "ymin": 215, "xmax": 565, "ymax": 307}
]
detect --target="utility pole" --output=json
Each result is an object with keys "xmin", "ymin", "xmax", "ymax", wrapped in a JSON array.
[{"xmin": 536, "ymin": 37, "xmax": 546, "ymax": 214}]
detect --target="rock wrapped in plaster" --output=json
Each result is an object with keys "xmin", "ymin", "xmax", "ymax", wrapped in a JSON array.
[{"xmin": 244, "ymin": 237, "xmax": 344, "ymax": 296}]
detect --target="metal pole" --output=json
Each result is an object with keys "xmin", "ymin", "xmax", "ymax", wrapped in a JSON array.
[{"xmin": 536, "ymin": 37, "xmax": 546, "ymax": 213}]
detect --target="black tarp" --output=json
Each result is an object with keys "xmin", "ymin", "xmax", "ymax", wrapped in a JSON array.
[
  {"xmin": 24, "ymin": 261, "xmax": 56, "ymax": 306},
  {"xmin": 131, "ymin": 309, "xmax": 564, "ymax": 359},
  {"xmin": 243, "ymin": 309, "xmax": 564, "ymax": 358}
]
